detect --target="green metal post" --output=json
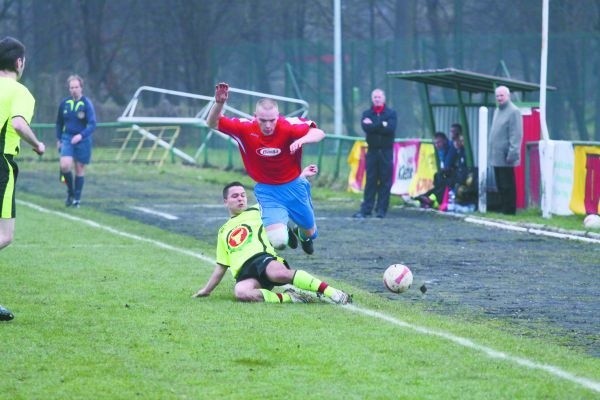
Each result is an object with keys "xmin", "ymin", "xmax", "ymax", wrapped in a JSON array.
[
  {"xmin": 202, "ymin": 129, "xmax": 210, "ymax": 167},
  {"xmin": 333, "ymin": 137, "xmax": 343, "ymax": 181},
  {"xmin": 316, "ymin": 42, "xmax": 323, "ymax": 124},
  {"xmin": 317, "ymin": 139, "xmax": 325, "ymax": 173},
  {"xmin": 226, "ymin": 140, "xmax": 234, "ymax": 170},
  {"xmin": 456, "ymin": 85, "xmax": 474, "ymax": 168},
  {"xmin": 423, "ymin": 84, "xmax": 436, "ymax": 135}
]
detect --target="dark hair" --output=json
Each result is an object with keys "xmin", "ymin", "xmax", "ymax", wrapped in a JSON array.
[
  {"xmin": 450, "ymin": 123, "xmax": 462, "ymax": 133},
  {"xmin": 223, "ymin": 181, "xmax": 245, "ymax": 199},
  {"xmin": 434, "ymin": 131, "xmax": 448, "ymax": 141},
  {"xmin": 0, "ymin": 36, "xmax": 25, "ymax": 72}
]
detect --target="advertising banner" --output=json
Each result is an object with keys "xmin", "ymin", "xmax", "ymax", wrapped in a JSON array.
[
  {"xmin": 569, "ymin": 146, "xmax": 600, "ymax": 215},
  {"xmin": 391, "ymin": 140, "xmax": 421, "ymax": 196},
  {"xmin": 407, "ymin": 142, "xmax": 437, "ymax": 197},
  {"xmin": 347, "ymin": 141, "xmax": 368, "ymax": 192}
]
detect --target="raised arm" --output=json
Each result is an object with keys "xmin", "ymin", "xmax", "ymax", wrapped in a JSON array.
[{"xmin": 206, "ymin": 82, "xmax": 229, "ymax": 129}]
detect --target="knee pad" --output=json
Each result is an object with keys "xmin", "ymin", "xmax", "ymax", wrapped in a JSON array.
[{"xmin": 267, "ymin": 226, "xmax": 289, "ymax": 250}]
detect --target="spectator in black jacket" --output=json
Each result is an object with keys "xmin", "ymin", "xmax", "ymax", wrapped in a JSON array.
[{"xmin": 353, "ymin": 88, "xmax": 397, "ymax": 219}]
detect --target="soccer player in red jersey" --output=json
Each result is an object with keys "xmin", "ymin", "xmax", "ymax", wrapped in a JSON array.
[{"xmin": 207, "ymin": 83, "xmax": 325, "ymax": 254}]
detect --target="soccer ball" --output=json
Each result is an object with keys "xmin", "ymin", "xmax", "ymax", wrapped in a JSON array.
[
  {"xmin": 383, "ymin": 264, "xmax": 413, "ymax": 293},
  {"xmin": 583, "ymin": 214, "xmax": 600, "ymax": 229}
]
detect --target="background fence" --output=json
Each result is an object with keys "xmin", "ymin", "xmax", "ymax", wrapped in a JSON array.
[
  {"xmin": 31, "ymin": 122, "xmax": 362, "ymax": 189},
  {"xmin": 31, "ymin": 121, "xmax": 600, "ymax": 213}
]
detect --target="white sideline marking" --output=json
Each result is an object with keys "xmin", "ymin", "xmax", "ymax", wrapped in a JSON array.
[
  {"xmin": 345, "ymin": 305, "xmax": 600, "ymax": 393},
  {"xmin": 19, "ymin": 201, "xmax": 213, "ymax": 264},
  {"xmin": 19, "ymin": 200, "xmax": 600, "ymax": 394},
  {"xmin": 131, "ymin": 206, "xmax": 179, "ymax": 220},
  {"xmin": 465, "ymin": 217, "xmax": 600, "ymax": 244}
]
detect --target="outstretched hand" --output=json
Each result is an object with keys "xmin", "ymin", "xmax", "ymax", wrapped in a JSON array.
[
  {"xmin": 215, "ymin": 82, "xmax": 229, "ymax": 104},
  {"xmin": 290, "ymin": 138, "xmax": 304, "ymax": 154},
  {"xmin": 301, "ymin": 164, "xmax": 318, "ymax": 178},
  {"xmin": 192, "ymin": 288, "xmax": 210, "ymax": 298}
]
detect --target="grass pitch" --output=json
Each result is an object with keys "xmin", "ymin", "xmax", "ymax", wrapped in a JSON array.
[{"xmin": 1, "ymin": 189, "xmax": 598, "ymax": 399}]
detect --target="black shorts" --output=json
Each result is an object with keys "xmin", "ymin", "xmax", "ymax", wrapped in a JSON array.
[
  {"xmin": 236, "ymin": 252, "xmax": 290, "ymax": 290},
  {"xmin": 0, "ymin": 154, "xmax": 18, "ymax": 219}
]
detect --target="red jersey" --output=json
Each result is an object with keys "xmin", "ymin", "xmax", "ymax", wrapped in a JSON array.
[{"xmin": 217, "ymin": 116, "xmax": 316, "ymax": 184}]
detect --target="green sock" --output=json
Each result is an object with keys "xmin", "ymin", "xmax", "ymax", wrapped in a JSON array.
[
  {"xmin": 293, "ymin": 270, "xmax": 339, "ymax": 299},
  {"xmin": 322, "ymin": 286, "xmax": 338, "ymax": 299},
  {"xmin": 259, "ymin": 289, "xmax": 291, "ymax": 303},
  {"xmin": 428, "ymin": 194, "xmax": 439, "ymax": 208},
  {"xmin": 296, "ymin": 229, "xmax": 307, "ymax": 241},
  {"xmin": 292, "ymin": 270, "xmax": 325, "ymax": 293}
]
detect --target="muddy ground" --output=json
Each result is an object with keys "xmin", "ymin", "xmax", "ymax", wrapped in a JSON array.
[{"xmin": 18, "ymin": 166, "xmax": 599, "ymax": 357}]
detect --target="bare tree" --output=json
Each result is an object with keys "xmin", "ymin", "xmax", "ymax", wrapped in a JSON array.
[{"xmin": 1, "ymin": 0, "xmax": 596, "ymax": 140}]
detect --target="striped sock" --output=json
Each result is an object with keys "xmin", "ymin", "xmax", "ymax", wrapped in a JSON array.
[
  {"xmin": 259, "ymin": 289, "xmax": 292, "ymax": 303},
  {"xmin": 292, "ymin": 270, "xmax": 327, "ymax": 293}
]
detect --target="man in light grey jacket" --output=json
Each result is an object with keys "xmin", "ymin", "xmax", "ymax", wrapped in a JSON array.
[{"xmin": 489, "ymin": 86, "xmax": 523, "ymax": 215}]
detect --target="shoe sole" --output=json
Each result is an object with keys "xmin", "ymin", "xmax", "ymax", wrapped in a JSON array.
[
  {"xmin": 316, "ymin": 292, "xmax": 353, "ymax": 305},
  {"xmin": 284, "ymin": 288, "xmax": 316, "ymax": 303}
]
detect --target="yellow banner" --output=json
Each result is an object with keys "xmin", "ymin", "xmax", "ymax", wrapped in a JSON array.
[
  {"xmin": 408, "ymin": 142, "xmax": 437, "ymax": 197},
  {"xmin": 347, "ymin": 141, "xmax": 368, "ymax": 193},
  {"xmin": 569, "ymin": 146, "xmax": 600, "ymax": 215}
]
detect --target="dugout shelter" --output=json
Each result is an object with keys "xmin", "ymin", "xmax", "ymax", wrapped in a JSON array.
[
  {"xmin": 386, "ymin": 67, "xmax": 555, "ymax": 168},
  {"xmin": 387, "ymin": 68, "xmax": 556, "ymax": 210}
]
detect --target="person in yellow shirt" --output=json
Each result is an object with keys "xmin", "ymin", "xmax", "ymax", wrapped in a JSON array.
[
  {"xmin": 0, "ymin": 36, "xmax": 46, "ymax": 321},
  {"xmin": 193, "ymin": 171, "xmax": 351, "ymax": 305}
]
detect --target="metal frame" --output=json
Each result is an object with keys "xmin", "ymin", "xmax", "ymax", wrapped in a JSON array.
[
  {"xmin": 118, "ymin": 85, "xmax": 310, "ymax": 124},
  {"xmin": 118, "ymin": 86, "xmax": 311, "ymax": 164}
]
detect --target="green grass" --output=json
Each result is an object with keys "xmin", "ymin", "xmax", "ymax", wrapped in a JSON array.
[
  {"xmin": 1, "ymin": 172, "xmax": 599, "ymax": 398},
  {"xmin": 480, "ymin": 208, "xmax": 595, "ymax": 232}
]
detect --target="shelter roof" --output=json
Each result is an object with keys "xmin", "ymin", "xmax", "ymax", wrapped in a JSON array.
[{"xmin": 386, "ymin": 68, "xmax": 556, "ymax": 93}]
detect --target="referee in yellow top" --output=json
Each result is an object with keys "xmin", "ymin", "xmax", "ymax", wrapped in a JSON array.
[{"xmin": 0, "ymin": 36, "xmax": 46, "ymax": 321}]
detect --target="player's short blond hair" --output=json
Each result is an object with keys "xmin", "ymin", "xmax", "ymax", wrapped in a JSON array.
[{"xmin": 256, "ymin": 98, "xmax": 278, "ymax": 112}]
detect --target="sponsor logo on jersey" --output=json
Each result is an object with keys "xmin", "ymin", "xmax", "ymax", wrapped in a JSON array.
[
  {"xmin": 256, "ymin": 147, "xmax": 281, "ymax": 157},
  {"xmin": 227, "ymin": 225, "xmax": 252, "ymax": 250}
]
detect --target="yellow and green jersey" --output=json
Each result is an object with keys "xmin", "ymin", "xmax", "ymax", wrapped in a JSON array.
[
  {"xmin": 0, "ymin": 77, "xmax": 35, "ymax": 155},
  {"xmin": 216, "ymin": 206, "xmax": 276, "ymax": 278}
]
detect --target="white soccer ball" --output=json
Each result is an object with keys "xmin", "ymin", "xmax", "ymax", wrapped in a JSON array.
[
  {"xmin": 583, "ymin": 214, "xmax": 600, "ymax": 229},
  {"xmin": 383, "ymin": 264, "xmax": 413, "ymax": 293}
]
